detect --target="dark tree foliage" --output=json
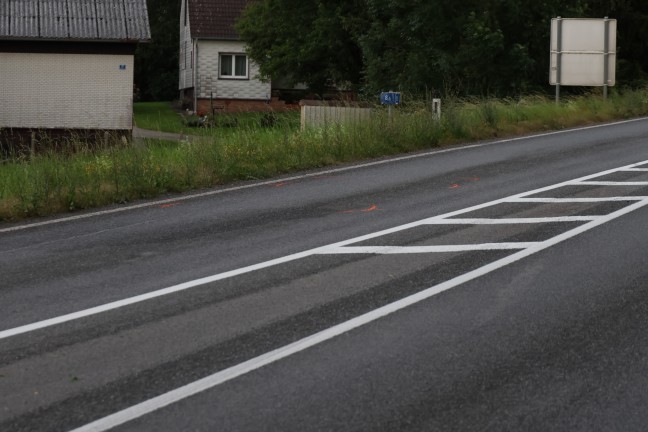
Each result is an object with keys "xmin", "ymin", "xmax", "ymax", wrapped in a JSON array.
[
  {"xmin": 360, "ymin": 0, "xmax": 586, "ymax": 96},
  {"xmin": 134, "ymin": 0, "xmax": 180, "ymax": 101},
  {"xmin": 584, "ymin": 0, "xmax": 648, "ymax": 86},
  {"xmin": 136, "ymin": 0, "xmax": 648, "ymax": 100},
  {"xmin": 236, "ymin": 0, "xmax": 367, "ymax": 94}
]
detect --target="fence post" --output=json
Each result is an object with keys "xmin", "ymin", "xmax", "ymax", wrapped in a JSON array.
[{"xmin": 432, "ymin": 99, "xmax": 441, "ymax": 120}]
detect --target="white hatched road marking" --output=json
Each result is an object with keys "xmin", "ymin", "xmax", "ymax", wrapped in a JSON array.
[
  {"xmin": 68, "ymin": 178, "xmax": 648, "ymax": 432},
  {"xmin": 2, "ymin": 160, "xmax": 648, "ymax": 342}
]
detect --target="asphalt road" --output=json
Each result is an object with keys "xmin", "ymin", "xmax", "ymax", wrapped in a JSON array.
[{"xmin": 2, "ymin": 118, "xmax": 648, "ymax": 431}]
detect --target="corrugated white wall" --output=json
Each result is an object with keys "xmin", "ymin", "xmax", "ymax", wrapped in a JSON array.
[
  {"xmin": 0, "ymin": 52, "xmax": 134, "ymax": 130},
  {"xmin": 178, "ymin": 0, "xmax": 194, "ymax": 90},
  {"xmin": 196, "ymin": 40, "xmax": 270, "ymax": 100}
]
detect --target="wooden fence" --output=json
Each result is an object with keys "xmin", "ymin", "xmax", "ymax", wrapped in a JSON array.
[{"xmin": 300, "ymin": 100, "xmax": 373, "ymax": 130}]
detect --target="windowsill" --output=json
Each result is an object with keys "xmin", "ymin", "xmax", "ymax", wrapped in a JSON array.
[{"xmin": 218, "ymin": 76, "xmax": 250, "ymax": 81}]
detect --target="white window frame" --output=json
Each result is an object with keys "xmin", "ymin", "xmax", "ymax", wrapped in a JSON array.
[{"xmin": 219, "ymin": 53, "xmax": 249, "ymax": 79}]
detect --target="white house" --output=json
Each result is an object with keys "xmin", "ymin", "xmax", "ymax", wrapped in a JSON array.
[
  {"xmin": 179, "ymin": 0, "xmax": 295, "ymax": 114},
  {"xmin": 0, "ymin": 0, "xmax": 150, "ymax": 149}
]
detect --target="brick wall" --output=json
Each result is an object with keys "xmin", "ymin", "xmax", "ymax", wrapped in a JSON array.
[{"xmin": 196, "ymin": 97, "xmax": 298, "ymax": 114}]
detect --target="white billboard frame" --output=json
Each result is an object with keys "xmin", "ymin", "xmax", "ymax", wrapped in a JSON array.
[{"xmin": 550, "ymin": 17, "xmax": 616, "ymax": 102}]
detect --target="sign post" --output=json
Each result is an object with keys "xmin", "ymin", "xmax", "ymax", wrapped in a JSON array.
[{"xmin": 380, "ymin": 91, "xmax": 401, "ymax": 122}]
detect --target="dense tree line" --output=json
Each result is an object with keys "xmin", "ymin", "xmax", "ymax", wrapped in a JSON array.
[
  {"xmin": 238, "ymin": 0, "xmax": 648, "ymax": 97},
  {"xmin": 133, "ymin": 0, "xmax": 648, "ymax": 101}
]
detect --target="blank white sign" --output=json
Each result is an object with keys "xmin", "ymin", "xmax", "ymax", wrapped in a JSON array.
[{"xmin": 550, "ymin": 18, "xmax": 616, "ymax": 86}]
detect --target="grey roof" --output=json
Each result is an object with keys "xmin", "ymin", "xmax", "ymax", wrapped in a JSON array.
[{"xmin": 0, "ymin": 0, "xmax": 151, "ymax": 42}]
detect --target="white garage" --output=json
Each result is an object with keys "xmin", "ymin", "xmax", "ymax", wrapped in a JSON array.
[{"xmin": 0, "ymin": 0, "xmax": 150, "ymax": 148}]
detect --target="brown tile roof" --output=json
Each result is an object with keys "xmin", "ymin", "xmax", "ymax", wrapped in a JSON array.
[{"xmin": 188, "ymin": 0, "xmax": 249, "ymax": 40}]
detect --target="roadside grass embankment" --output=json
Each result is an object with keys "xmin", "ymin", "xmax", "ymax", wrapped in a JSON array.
[{"xmin": 1, "ymin": 90, "xmax": 647, "ymax": 221}]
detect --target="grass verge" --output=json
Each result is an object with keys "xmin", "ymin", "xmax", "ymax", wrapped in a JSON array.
[{"xmin": 2, "ymin": 90, "xmax": 648, "ymax": 221}]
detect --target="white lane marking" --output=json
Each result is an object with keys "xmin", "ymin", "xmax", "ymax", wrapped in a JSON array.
[
  {"xmin": 316, "ymin": 244, "xmax": 539, "ymax": 254},
  {"xmin": 2, "ymin": 117, "xmax": 647, "ymax": 235},
  {"xmin": 620, "ymin": 168, "xmax": 648, "ymax": 172},
  {"xmin": 571, "ymin": 181, "xmax": 648, "ymax": 186},
  {"xmin": 424, "ymin": 217, "xmax": 599, "ymax": 224},
  {"xmin": 2, "ymin": 159, "xmax": 648, "ymax": 341},
  {"xmin": 510, "ymin": 197, "xmax": 647, "ymax": 203},
  {"xmin": 68, "ymin": 197, "xmax": 648, "ymax": 432}
]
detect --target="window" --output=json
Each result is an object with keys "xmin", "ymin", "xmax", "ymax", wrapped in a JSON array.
[{"xmin": 220, "ymin": 54, "xmax": 248, "ymax": 79}]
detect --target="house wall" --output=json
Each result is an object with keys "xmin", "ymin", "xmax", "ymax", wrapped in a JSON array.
[
  {"xmin": 0, "ymin": 52, "xmax": 134, "ymax": 130},
  {"xmin": 178, "ymin": 0, "xmax": 194, "ymax": 91},
  {"xmin": 196, "ymin": 40, "xmax": 270, "ymax": 101}
]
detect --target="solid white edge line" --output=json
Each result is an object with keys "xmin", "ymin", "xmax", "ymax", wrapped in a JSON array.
[
  {"xmin": 2, "ymin": 117, "xmax": 647, "ymax": 235},
  {"xmin": 620, "ymin": 168, "xmax": 648, "ymax": 172},
  {"xmin": 572, "ymin": 181, "xmax": 648, "ymax": 186},
  {"xmin": 68, "ymin": 197, "xmax": 648, "ymax": 432},
  {"xmin": 316, "ymin": 244, "xmax": 539, "ymax": 254},
  {"xmin": 424, "ymin": 217, "xmax": 599, "ymax": 224},
  {"xmin": 2, "ymin": 159, "xmax": 648, "ymax": 341},
  {"xmin": 510, "ymin": 197, "xmax": 647, "ymax": 203}
]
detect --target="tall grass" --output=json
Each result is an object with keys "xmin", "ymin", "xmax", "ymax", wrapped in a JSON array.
[{"xmin": 2, "ymin": 89, "xmax": 647, "ymax": 221}]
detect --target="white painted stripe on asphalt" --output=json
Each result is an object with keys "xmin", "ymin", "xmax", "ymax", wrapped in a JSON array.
[
  {"xmin": 2, "ymin": 117, "xmax": 647, "ymax": 235},
  {"xmin": 620, "ymin": 168, "xmax": 648, "ymax": 172},
  {"xmin": 571, "ymin": 181, "xmax": 648, "ymax": 186},
  {"xmin": 510, "ymin": 197, "xmax": 647, "ymax": 203},
  {"xmin": 68, "ymin": 197, "xmax": 648, "ymax": 432},
  {"xmin": 317, "ymin": 244, "xmax": 539, "ymax": 254},
  {"xmin": 2, "ymin": 159, "xmax": 648, "ymax": 341},
  {"xmin": 424, "ymin": 217, "xmax": 599, "ymax": 224}
]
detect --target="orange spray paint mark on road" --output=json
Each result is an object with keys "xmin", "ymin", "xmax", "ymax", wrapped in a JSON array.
[
  {"xmin": 449, "ymin": 176, "xmax": 480, "ymax": 189},
  {"xmin": 272, "ymin": 182, "xmax": 290, "ymax": 188},
  {"xmin": 159, "ymin": 202, "xmax": 180, "ymax": 209},
  {"xmin": 340, "ymin": 204, "xmax": 379, "ymax": 214}
]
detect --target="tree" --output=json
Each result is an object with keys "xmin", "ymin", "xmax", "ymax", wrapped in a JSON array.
[
  {"xmin": 361, "ymin": 0, "xmax": 586, "ymax": 96},
  {"xmin": 584, "ymin": 0, "xmax": 648, "ymax": 86},
  {"xmin": 236, "ymin": 0, "xmax": 367, "ymax": 94},
  {"xmin": 134, "ymin": 0, "xmax": 180, "ymax": 101},
  {"xmin": 237, "ymin": 0, "xmax": 647, "ymax": 98}
]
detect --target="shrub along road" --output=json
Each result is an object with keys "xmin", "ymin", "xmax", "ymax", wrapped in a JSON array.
[{"xmin": 2, "ymin": 118, "xmax": 648, "ymax": 431}]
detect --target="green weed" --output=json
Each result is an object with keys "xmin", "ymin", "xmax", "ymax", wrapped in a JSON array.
[{"xmin": 2, "ymin": 90, "xmax": 648, "ymax": 221}]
